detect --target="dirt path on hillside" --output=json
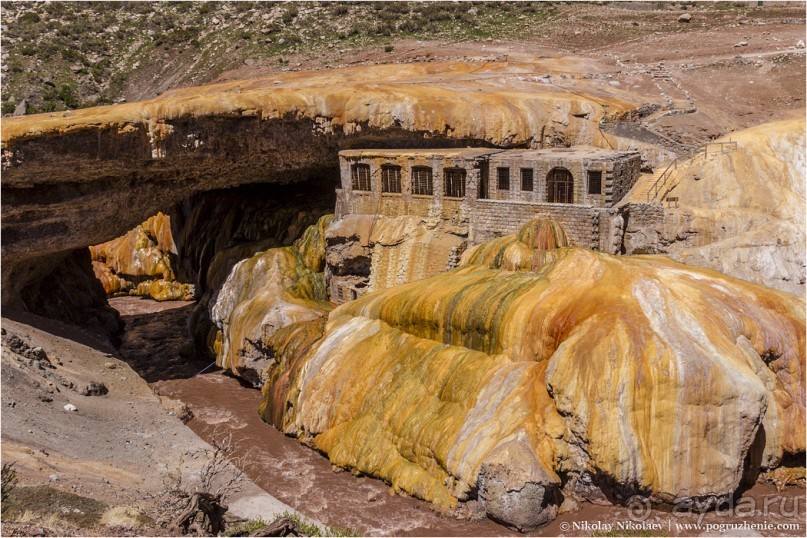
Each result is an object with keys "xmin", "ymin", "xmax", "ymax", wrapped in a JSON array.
[{"xmin": 214, "ymin": 8, "xmax": 805, "ymax": 145}]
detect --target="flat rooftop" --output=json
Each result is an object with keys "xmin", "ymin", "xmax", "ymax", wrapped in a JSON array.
[
  {"xmin": 339, "ymin": 146, "xmax": 639, "ymax": 160},
  {"xmin": 493, "ymin": 146, "xmax": 639, "ymax": 160},
  {"xmin": 339, "ymin": 148, "xmax": 504, "ymax": 160}
]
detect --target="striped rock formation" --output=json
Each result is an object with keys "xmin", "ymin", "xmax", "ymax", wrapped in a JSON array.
[{"xmin": 256, "ymin": 219, "xmax": 805, "ymax": 530}]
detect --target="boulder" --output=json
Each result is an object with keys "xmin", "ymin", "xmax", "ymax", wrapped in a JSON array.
[
  {"xmin": 477, "ymin": 439, "xmax": 560, "ymax": 531},
  {"xmin": 80, "ymin": 381, "xmax": 108, "ymax": 396}
]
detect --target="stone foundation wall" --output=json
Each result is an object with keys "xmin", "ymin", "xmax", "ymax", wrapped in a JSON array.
[
  {"xmin": 339, "ymin": 188, "xmax": 710, "ymax": 255},
  {"xmin": 472, "ymin": 200, "xmax": 602, "ymax": 248},
  {"xmin": 343, "ymin": 190, "xmax": 609, "ymax": 250},
  {"xmin": 619, "ymin": 203, "xmax": 668, "ymax": 255}
]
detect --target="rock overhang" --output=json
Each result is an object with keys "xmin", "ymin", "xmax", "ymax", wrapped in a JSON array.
[{"xmin": 1, "ymin": 60, "xmax": 641, "ymax": 306}]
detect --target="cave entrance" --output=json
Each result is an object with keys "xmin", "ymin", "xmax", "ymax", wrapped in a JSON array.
[
  {"xmin": 89, "ymin": 212, "xmax": 194, "ymax": 304},
  {"xmin": 85, "ymin": 178, "xmax": 338, "ymax": 382}
]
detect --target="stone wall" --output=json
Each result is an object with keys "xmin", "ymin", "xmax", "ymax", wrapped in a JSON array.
[
  {"xmin": 610, "ymin": 153, "xmax": 642, "ymax": 205},
  {"xmin": 485, "ymin": 150, "xmax": 641, "ymax": 207},
  {"xmin": 485, "ymin": 156, "xmax": 585, "ymax": 204},
  {"xmin": 472, "ymin": 200, "xmax": 602, "ymax": 248},
  {"xmin": 335, "ymin": 150, "xmax": 647, "ymax": 292},
  {"xmin": 618, "ymin": 202, "xmax": 669, "ymax": 255},
  {"xmin": 344, "ymin": 190, "xmax": 604, "ymax": 250}
]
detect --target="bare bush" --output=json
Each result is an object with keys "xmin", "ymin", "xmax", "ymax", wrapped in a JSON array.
[
  {"xmin": 145, "ymin": 431, "xmax": 250, "ymax": 535},
  {"xmin": 2, "ymin": 462, "xmax": 18, "ymax": 516}
]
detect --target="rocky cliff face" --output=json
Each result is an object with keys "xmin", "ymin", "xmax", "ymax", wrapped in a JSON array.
[
  {"xmin": 254, "ymin": 219, "xmax": 804, "ymax": 530},
  {"xmin": 1, "ymin": 59, "xmax": 637, "ymax": 310},
  {"xmin": 168, "ymin": 181, "xmax": 335, "ymax": 359},
  {"xmin": 90, "ymin": 212, "xmax": 193, "ymax": 301},
  {"xmin": 620, "ymin": 117, "xmax": 806, "ymax": 295},
  {"xmin": 325, "ymin": 214, "xmax": 468, "ymax": 302},
  {"xmin": 211, "ymin": 215, "xmax": 333, "ymax": 386},
  {"xmin": 18, "ymin": 249, "xmax": 122, "ymax": 338}
]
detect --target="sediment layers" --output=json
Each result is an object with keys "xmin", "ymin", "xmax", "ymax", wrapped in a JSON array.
[
  {"xmin": 1, "ymin": 59, "xmax": 638, "ymax": 308},
  {"xmin": 211, "ymin": 215, "xmax": 333, "ymax": 385}
]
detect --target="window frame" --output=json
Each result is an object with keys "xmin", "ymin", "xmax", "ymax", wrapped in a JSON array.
[
  {"xmin": 497, "ymin": 167, "xmax": 510, "ymax": 191},
  {"xmin": 520, "ymin": 168, "xmax": 534, "ymax": 192},
  {"xmin": 351, "ymin": 163, "xmax": 372, "ymax": 192},
  {"xmin": 546, "ymin": 167, "xmax": 574, "ymax": 204},
  {"xmin": 443, "ymin": 168, "xmax": 467, "ymax": 198},
  {"xmin": 587, "ymin": 170, "xmax": 603, "ymax": 195},
  {"xmin": 381, "ymin": 165, "xmax": 402, "ymax": 193},
  {"xmin": 411, "ymin": 166, "xmax": 434, "ymax": 196}
]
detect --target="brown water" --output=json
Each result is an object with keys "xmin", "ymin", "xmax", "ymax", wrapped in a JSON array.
[
  {"xmin": 114, "ymin": 297, "xmax": 806, "ymax": 537},
  {"xmin": 157, "ymin": 372, "xmax": 516, "ymax": 536}
]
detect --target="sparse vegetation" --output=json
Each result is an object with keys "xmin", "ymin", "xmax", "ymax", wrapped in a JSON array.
[
  {"xmin": 276, "ymin": 511, "xmax": 359, "ymax": 537},
  {"xmin": 2, "ymin": 485, "xmax": 108, "ymax": 527},
  {"xmin": 0, "ymin": 1, "xmax": 662, "ymax": 115},
  {"xmin": 1, "ymin": 462, "xmax": 18, "ymax": 516},
  {"xmin": 223, "ymin": 517, "xmax": 271, "ymax": 536},
  {"xmin": 147, "ymin": 431, "xmax": 249, "ymax": 535},
  {"xmin": 1, "ymin": 1, "xmax": 802, "ymax": 117},
  {"xmin": 223, "ymin": 511, "xmax": 359, "ymax": 537}
]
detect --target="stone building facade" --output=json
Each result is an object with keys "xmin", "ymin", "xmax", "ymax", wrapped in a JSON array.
[
  {"xmin": 336, "ymin": 147, "xmax": 641, "ymax": 246},
  {"xmin": 326, "ymin": 147, "xmax": 641, "ymax": 303}
]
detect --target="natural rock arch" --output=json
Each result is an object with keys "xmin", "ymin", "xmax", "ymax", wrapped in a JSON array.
[{"xmin": 0, "ymin": 61, "xmax": 633, "ymax": 316}]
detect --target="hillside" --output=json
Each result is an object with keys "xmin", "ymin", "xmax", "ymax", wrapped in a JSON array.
[{"xmin": 2, "ymin": 0, "xmax": 804, "ymax": 132}]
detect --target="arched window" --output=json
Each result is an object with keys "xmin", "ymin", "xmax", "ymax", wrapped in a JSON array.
[{"xmin": 546, "ymin": 167, "xmax": 574, "ymax": 204}]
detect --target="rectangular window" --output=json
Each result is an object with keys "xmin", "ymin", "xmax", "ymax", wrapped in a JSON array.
[
  {"xmin": 587, "ymin": 170, "xmax": 603, "ymax": 195},
  {"xmin": 478, "ymin": 163, "xmax": 489, "ymax": 199},
  {"xmin": 444, "ymin": 168, "xmax": 466, "ymax": 198},
  {"xmin": 351, "ymin": 163, "xmax": 371, "ymax": 191},
  {"xmin": 411, "ymin": 166, "xmax": 433, "ymax": 195},
  {"xmin": 381, "ymin": 165, "xmax": 402, "ymax": 193},
  {"xmin": 520, "ymin": 168, "xmax": 534, "ymax": 191},
  {"xmin": 497, "ymin": 167, "xmax": 510, "ymax": 190}
]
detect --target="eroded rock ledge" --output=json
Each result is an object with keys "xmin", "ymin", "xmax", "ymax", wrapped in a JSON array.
[{"xmin": 1, "ymin": 60, "xmax": 638, "ymax": 308}]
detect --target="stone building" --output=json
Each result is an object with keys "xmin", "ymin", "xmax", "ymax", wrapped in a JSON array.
[
  {"xmin": 327, "ymin": 147, "xmax": 642, "ymax": 303},
  {"xmin": 336, "ymin": 147, "xmax": 641, "ymax": 244}
]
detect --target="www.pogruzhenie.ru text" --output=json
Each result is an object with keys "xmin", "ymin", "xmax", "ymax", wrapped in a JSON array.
[{"xmin": 561, "ymin": 520, "xmax": 802, "ymax": 533}]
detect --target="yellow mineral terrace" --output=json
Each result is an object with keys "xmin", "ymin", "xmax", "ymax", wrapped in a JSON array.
[{"xmin": 257, "ymin": 218, "xmax": 805, "ymax": 531}]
